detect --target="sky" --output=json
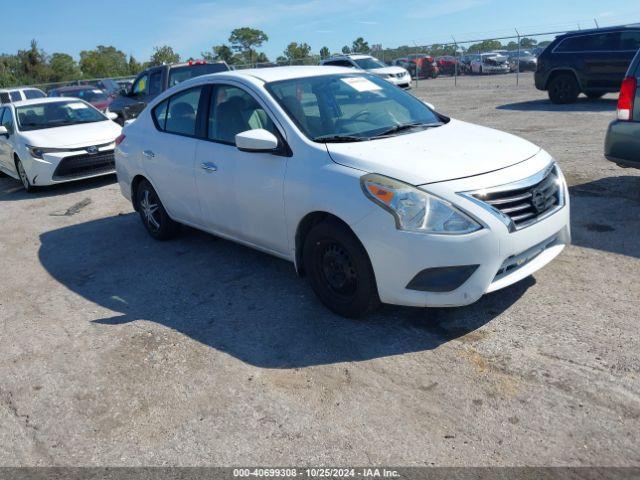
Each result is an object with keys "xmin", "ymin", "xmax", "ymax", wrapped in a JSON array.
[{"xmin": 2, "ymin": 0, "xmax": 639, "ymax": 62}]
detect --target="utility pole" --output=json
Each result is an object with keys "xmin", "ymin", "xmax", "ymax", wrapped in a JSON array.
[
  {"xmin": 594, "ymin": 18, "xmax": 600, "ymax": 28},
  {"xmin": 452, "ymin": 36, "xmax": 458, "ymax": 87},
  {"xmin": 515, "ymin": 28, "xmax": 521, "ymax": 87}
]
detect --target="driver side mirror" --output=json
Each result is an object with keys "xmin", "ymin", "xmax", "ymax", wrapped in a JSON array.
[
  {"xmin": 235, "ymin": 129, "xmax": 279, "ymax": 153},
  {"xmin": 0, "ymin": 126, "xmax": 8, "ymax": 137},
  {"xmin": 106, "ymin": 112, "xmax": 119, "ymax": 121}
]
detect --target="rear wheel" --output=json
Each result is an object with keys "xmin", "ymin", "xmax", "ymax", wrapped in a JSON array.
[
  {"xmin": 15, "ymin": 158, "xmax": 36, "ymax": 193},
  {"xmin": 136, "ymin": 179, "xmax": 178, "ymax": 240},
  {"xmin": 548, "ymin": 74, "xmax": 580, "ymax": 104},
  {"xmin": 303, "ymin": 219, "xmax": 380, "ymax": 318}
]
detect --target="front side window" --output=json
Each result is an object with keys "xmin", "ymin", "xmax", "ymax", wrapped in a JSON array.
[
  {"xmin": 148, "ymin": 71, "xmax": 163, "ymax": 96},
  {"xmin": 16, "ymin": 100, "xmax": 106, "ymax": 131},
  {"xmin": 153, "ymin": 87, "xmax": 202, "ymax": 136},
  {"xmin": 9, "ymin": 91, "xmax": 22, "ymax": 102},
  {"xmin": 556, "ymin": 33, "xmax": 618, "ymax": 52},
  {"xmin": 266, "ymin": 73, "xmax": 442, "ymax": 142},
  {"xmin": 208, "ymin": 85, "xmax": 277, "ymax": 144},
  {"xmin": 132, "ymin": 74, "xmax": 149, "ymax": 96}
]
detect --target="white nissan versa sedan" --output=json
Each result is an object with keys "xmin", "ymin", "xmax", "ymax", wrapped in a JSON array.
[
  {"xmin": 0, "ymin": 98, "xmax": 121, "ymax": 191},
  {"xmin": 115, "ymin": 66, "xmax": 570, "ymax": 317}
]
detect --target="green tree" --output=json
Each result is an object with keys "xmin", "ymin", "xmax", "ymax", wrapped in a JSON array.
[
  {"xmin": 466, "ymin": 40, "xmax": 503, "ymax": 54},
  {"xmin": 319, "ymin": 46, "xmax": 330, "ymax": 59},
  {"xmin": 341, "ymin": 45, "xmax": 351, "ymax": 54},
  {"xmin": 128, "ymin": 55, "xmax": 143, "ymax": 75},
  {"xmin": 202, "ymin": 44, "xmax": 236, "ymax": 64},
  {"xmin": 16, "ymin": 40, "xmax": 51, "ymax": 83},
  {"xmin": 229, "ymin": 27, "xmax": 269, "ymax": 65},
  {"xmin": 520, "ymin": 37, "xmax": 538, "ymax": 48},
  {"xmin": 49, "ymin": 53, "xmax": 80, "ymax": 82},
  {"xmin": 80, "ymin": 45, "xmax": 129, "ymax": 78},
  {"xmin": 149, "ymin": 45, "xmax": 180, "ymax": 66},
  {"xmin": 351, "ymin": 37, "xmax": 370, "ymax": 54},
  {"xmin": 283, "ymin": 42, "xmax": 312, "ymax": 62}
]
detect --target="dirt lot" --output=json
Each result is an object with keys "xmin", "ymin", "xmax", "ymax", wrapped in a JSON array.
[{"xmin": 1, "ymin": 72, "xmax": 639, "ymax": 466}]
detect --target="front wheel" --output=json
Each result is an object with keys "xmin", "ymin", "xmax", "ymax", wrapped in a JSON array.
[
  {"xmin": 15, "ymin": 158, "xmax": 36, "ymax": 192},
  {"xmin": 303, "ymin": 219, "xmax": 381, "ymax": 318},
  {"xmin": 548, "ymin": 74, "xmax": 580, "ymax": 104},
  {"xmin": 136, "ymin": 179, "xmax": 178, "ymax": 240}
]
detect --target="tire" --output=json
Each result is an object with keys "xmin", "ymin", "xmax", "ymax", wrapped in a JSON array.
[
  {"xmin": 548, "ymin": 74, "xmax": 580, "ymax": 104},
  {"xmin": 586, "ymin": 92, "xmax": 605, "ymax": 100},
  {"xmin": 136, "ymin": 179, "xmax": 178, "ymax": 240},
  {"xmin": 303, "ymin": 219, "xmax": 381, "ymax": 318},
  {"xmin": 15, "ymin": 158, "xmax": 36, "ymax": 193}
]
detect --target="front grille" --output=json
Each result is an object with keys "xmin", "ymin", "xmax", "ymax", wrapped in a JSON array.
[
  {"xmin": 468, "ymin": 164, "xmax": 563, "ymax": 231},
  {"xmin": 53, "ymin": 150, "xmax": 115, "ymax": 180}
]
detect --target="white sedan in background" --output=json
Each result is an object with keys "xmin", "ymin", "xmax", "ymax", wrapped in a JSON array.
[
  {"xmin": 116, "ymin": 66, "xmax": 570, "ymax": 317},
  {"xmin": 0, "ymin": 98, "xmax": 121, "ymax": 191}
]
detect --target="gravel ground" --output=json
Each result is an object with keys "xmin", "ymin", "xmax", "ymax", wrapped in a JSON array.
[{"xmin": 1, "ymin": 72, "xmax": 639, "ymax": 467}]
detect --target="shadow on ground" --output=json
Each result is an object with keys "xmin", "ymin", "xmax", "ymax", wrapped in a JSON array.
[
  {"xmin": 0, "ymin": 174, "xmax": 116, "ymax": 201},
  {"xmin": 39, "ymin": 213, "xmax": 533, "ymax": 369},
  {"xmin": 497, "ymin": 98, "xmax": 617, "ymax": 113},
  {"xmin": 569, "ymin": 175, "xmax": 640, "ymax": 259}
]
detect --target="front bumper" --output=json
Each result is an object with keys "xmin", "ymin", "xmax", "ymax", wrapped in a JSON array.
[
  {"xmin": 385, "ymin": 75, "xmax": 413, "ymax": 89},
  {"xmin": 482, "ymin": 65, "xmax": 510, "ymax": 74},
  {"xmin": 24, "ymin": 145, "xmax": 116, "ymax": 186},
  {"xmin": 351, "ymin": 153, "xmax": 571, "ymax": 307}
]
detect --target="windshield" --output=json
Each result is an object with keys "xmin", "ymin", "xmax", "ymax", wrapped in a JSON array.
[
  {"xmin": 16, "ymin": 100, "xmax": 106, "ymax": 131},
  {"xmin": 266, "ymin": 74, "xmax": 442, "ymax": 142},
  {"xmin": 353, "ymin": 58, "xmax": 387, "ymax": 70},
  {"xmin": 65, "ymin": 89, "xmax": 108, "ymax": 103}
]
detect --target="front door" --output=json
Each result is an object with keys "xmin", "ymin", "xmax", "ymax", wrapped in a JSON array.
[
  {"xmin": 0, "ymin": 107, "xmax": 16, "ymax": 174},
  {"xmin": 194, "ymin": 83, "xmax": 289, "ymax": 254}
]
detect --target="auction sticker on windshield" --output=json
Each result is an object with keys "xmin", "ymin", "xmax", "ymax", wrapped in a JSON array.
[
  {"xmin": 341, "ymin": 77, "xmax": 382, "ymax": 92},
  {"xmin": 67, "ymin": 102, "xmax": 88, "ymax": 110}
]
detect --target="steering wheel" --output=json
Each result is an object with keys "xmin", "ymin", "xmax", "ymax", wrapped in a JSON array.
[{"xmin": 349, "ymin": 110, "xmax": 371, "ymax": 122}]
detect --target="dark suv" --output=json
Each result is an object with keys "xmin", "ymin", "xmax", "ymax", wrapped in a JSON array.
[
  {"xmin": 535, "ymin": 25, "xmax": 640, "ymax": 104},
  {"xmin": 108, "ymin": 61, "xmax": 229, "ymax": 124}
]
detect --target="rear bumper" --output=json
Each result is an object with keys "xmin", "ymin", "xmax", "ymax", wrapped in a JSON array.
[{"xmin": 605, "ymin": 120, "xmax": 640, "ymax": 168}]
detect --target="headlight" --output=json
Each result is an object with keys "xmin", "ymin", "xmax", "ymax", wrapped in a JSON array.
[
  {"xmin": 26, "ymin": 145, "xmax": 66, "ymax": 159},
  {"xmin": 361, "ymin": 173, "xmax": 482, "ymax": 235}
]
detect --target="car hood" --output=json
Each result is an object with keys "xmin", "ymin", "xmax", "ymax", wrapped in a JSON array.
[
  {"xmin": 20, "ymin": 121, "xmax": 121, "ymax": 148},
  {"xmin": 369, "ymin": 66, "xmax": 408, "ymax": 76},
  {"xmin": 325, "ymin": 119, "xmax": 541, "ymax": 185}
]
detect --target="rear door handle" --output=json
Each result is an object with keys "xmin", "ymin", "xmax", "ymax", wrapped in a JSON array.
[
  {"xmin": 142, "ymin": 150, "xmax": 155, "ymax": 158},
  {"xmin": 201, "ymin": 162, "xmax": 218, "ymax": 172}
]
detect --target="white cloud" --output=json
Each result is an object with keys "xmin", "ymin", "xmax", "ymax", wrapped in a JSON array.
[{"xmin": 405, "ymin": 0, "xmax": 488, "ymax": 19}]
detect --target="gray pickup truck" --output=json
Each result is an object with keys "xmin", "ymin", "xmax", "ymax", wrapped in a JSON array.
[
  {"xmin": 605, "ymin": 49, "xmax": 640, "ymax": 169},
  {"xmin": 107, "ymin": 61, "xmax": 229, "ymax": 125}
]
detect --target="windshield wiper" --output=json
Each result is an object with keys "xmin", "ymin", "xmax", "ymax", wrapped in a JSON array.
[
  {"xmin": 313, "ymin": 134, "xmax": 368, "ymax": 143},
  {"xmin": 372, "ymin": 122, "xmax": 443, "ymax": 138}
]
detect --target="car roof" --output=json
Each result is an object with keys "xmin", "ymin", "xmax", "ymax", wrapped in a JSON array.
[
  {"xmin": 203, "ymin": 65, "xmax": 360, "ymax": 84},
  {"xmin": 559, "ymin": 23, "xmax": 640, "ymax": 38},
  {"xmin": 9, "ymin": 97, "xmax": 85, "ymax": 108},
  {"xmin": 0, "ymin": 87, "xmax": 42, "ymax": 93}
]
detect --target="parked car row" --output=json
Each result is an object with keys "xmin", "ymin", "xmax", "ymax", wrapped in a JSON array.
[{"xmin": 320, "ymin": 55, "xmax": 412, "ymax": 88}]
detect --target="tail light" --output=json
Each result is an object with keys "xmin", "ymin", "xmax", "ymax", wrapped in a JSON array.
[
  {"xmin": 115, "ymin": 134, "xmax": 126, "ymax": 146},
  {"xmin": 617, "ymin": 76, "xmax": 637, "ymax": 121}
]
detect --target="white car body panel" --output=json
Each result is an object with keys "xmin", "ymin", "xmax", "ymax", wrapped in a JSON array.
[
  {"xmin": 0, "ymin": 98, "xmax": 121, "ymax": 186},
  {"xmin": 115, "ymin": 66, "xmax": 571, "ymax": 308}
]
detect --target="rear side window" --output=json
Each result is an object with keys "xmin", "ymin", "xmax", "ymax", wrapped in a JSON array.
[
  {"xmin": 0, "ymin": 92, "xmax": 9, "ymax": 104},
  {"xmin": 24, "ymin": 89, "xmax": 45, "ymax": 99},
  {"xmin": 620, "ymin": 31, "xmax": 640, "ymax": 51},
  {"xmin": 9, "ymin": 91, "xmax": 22, "ymax": 102},
  {"xmin": 555, "ymin": 32, "xmax": 618, "ymax": 52},
  {"xmin": 153, "ymin": 87, "xmax": 202, "ymax": 136},
  {"xmin": 324, "ymin": 60, "xmax": 354, "ymax": 67}
]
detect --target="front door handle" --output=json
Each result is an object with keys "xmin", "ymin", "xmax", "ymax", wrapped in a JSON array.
[
  {"xmin": 201, "ymin": 162, "xmax": 218, "ymax": 172},
  {"xmin": 142, "ymin": 150, "xmax": 155, "ymax": 158}
]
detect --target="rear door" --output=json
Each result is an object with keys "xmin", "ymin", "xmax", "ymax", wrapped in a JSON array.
[{"xmin": 142, "ymin": 86, "xmax": 204, "ymax": 224}]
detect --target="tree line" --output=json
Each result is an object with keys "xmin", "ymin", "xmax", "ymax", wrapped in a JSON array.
[{"xmin": 0, "ymin": 27, "xmax": 549, "ymax": 89}]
